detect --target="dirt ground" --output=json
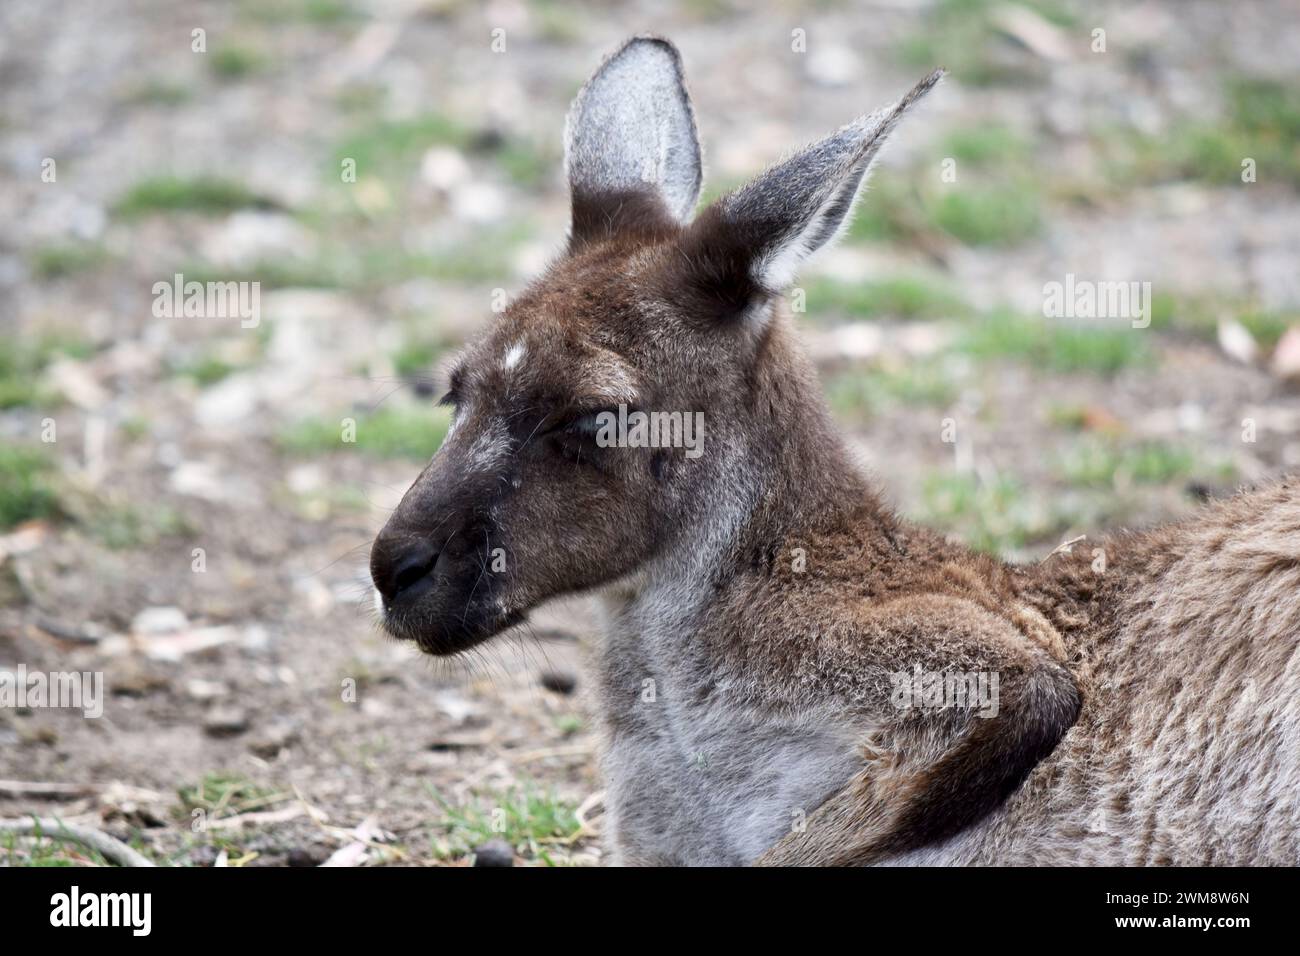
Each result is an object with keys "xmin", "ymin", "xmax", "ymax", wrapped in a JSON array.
[{"xmin": 2, "ymin": 0, "xmax": 1299, "ymax": 866}]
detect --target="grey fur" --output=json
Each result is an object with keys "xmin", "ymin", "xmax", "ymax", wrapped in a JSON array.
[
  {"xmin": 721, "ymin": 69, "xmax": 943, "ymax": 288},
  {"xmin": 564, "ymin": 35, "xmax": 703, "ymax": 222}
]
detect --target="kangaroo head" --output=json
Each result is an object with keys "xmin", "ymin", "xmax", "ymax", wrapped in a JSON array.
[{"xmin": 370, "ymin": 36, "xmax": 941, "ymax": 654}]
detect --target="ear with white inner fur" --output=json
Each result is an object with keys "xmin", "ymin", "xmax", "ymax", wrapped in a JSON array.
[
  {"xmin": 565, "ymin": 36, "xmax": 703, "ymax": 244},
  {"xmin": 698, "ymin": 69, "xmax": 943, "ymax": 294}
]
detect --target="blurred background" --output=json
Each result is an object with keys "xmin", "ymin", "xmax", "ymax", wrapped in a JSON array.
[{"xmin": 1, "ymin": 0, "xmax": 1298, "ymax": 866}]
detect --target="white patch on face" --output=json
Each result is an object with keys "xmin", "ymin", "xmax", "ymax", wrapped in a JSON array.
[
  {"xmin": 373, "ymin": 586, "xmax": 386, "ymax": 617},
  {"xmin": 442, "ymin": 402, "xmax": 465, "ymax": 445},
  {"xmin": 503, "ymin": 340, "xmax": 527, "ymax": 372},
  {"xmin": 466, "ymin": 418, "xmax": 511, "ymax": 472}
]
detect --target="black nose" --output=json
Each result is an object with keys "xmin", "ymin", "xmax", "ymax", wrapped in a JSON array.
[{"xmin": 371, "ymin": 538, "xmax": 439, "ymax": 606}]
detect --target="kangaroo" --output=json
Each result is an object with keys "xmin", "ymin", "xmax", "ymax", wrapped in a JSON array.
[{"xmin": 370, "ymin": 36, "xmax": 1300, "ymax": 866}]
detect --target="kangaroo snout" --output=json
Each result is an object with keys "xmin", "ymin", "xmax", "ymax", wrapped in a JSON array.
[{"xmin": 369, "ymin": 471, "xmax": 520, "ymax": 655}]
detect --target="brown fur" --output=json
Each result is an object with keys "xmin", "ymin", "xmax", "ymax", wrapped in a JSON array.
[{"xmin": 372, "ymin": 37, "xmax": 1300, "ymax": 865}]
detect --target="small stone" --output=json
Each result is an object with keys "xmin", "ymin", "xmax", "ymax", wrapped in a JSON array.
[
  {"xmin": 286, "ymin": 846, "xmax": 328, "ymax": 868},
  {"xmin": 421, "ymin": 146, "xmax": 471, "ymax": 191},
  {"xmin": 248, "ymin": 717, "xmax": 300, "ymax": 757},
  {"xmin": 194, "ymin": 374, "xmax": 258, "ymax": 428},
  {"xmin": 168, "ymin": 461, "xmax": 220, "ymax": 501},
  {"xmin": 44, "ymin": 358, "xmax": 108, "ymax": 410},
  {"xmin": 450, "ymin": 182, "xmax": 506, "ymax": 223},
  {"xmin": 433, "ymin": 690, "xmax": 478, "ymax": 724},
  {"xmin": 472, "ymin": 839, "xmax": 514, "ymax": 867},
  {"xmin": 190, "ymin": 844, "xmax": 220, "ymax": 867},
  {"xmin": 203, "ymin": 707, "xmax": 250, "ymax": 738},
  {"xmin": 139, "ymin": 625, "xmax": 240, "ymax": 662},
  {"xmin": 539, "ymin": 669, "xmax": 577, "ymax": 695},
  {"xmin": 287, "ymin": 464, "xmax": 324, "ymax": 494},
  {"xmin": 111, "ymin": 665, "xmax": 171, "ymax": 698},
  {"xmin": 185, "ymin": 678, "xmax": 227, "ymax": 701},
  {"xmin": 131, "ymin": 606, "xmax": 189, "ymax": 636},
  {"xmin": 1217, "ymin": 318, "xmax": 1258, "ymax": 365},
  {"xmin": 1270, "ymin": 326, "xmax": 1300, "ymax": 380}
]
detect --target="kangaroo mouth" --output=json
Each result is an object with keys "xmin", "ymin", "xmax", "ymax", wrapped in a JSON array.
[{"xmin": 377, "ymin": 591, "xmax": 525, "ymax": 656}]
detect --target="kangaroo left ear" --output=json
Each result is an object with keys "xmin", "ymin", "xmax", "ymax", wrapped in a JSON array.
[
  {"xmin": 679, "ymin": 69, "xmax": 943, "ymax": 310},
  {"xmin": 565, "ymin": 36, "xmax": 703, "ymax": 247}
]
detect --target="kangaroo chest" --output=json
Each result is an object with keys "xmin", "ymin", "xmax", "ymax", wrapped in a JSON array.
[{"xmin": 594, "ymin": 606, "xmax": 862, "ymax": 865}]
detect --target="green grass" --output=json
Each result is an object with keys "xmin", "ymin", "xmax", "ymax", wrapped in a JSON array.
[
  {"xmin": 899, "ymin": 0, "xmax": 1078, "ymax": 87},
  {"xmin": 112, "ymin": 176, "xmax": 279, "ymax": 218},
  {"xmin": 917, "ymin": 470, "xmax": 1064, "ymax": 554},
  {"xmin": 120, "ymin": 416, "xmax": 152, "ymax": 442},
  {"xmin": 83, "ymin": 501, "xmax": 194, "ymax": 550},
  {"xmin": 280, "ymin": 405, "xmax": 452, "ymax": 460},
  {"xmin": 848, "ymin": 175, "xmax": 918, "ymax": 244},
  {"xmin": 180, "ymin": 219, "xmax": 532, "ymax": 293},
  {"xmin": 240, "ymin": 0, "xmax": 360, "ymax": 25},
  {"xmin": 1101, "ymin": 76, "xmax": 1300, "ymax": 189},
  {"xmin": 0, "ymin": 446, "xmax": 62, "ymax": 530},
  {"xmin": 1055, "ymin": 438, "xmax": 1231, "ymax": 488},
  {"xmin": 0, "ymin": 365, "xmax": 43, "ymax": 407},
  {"xmin": 0, "ymin": 332, "xmax": 94, "ymax": 408},
  {"xmin": 939, "ymin": 124, "xmax": 1031, "ymax": 167},
  {"xmin": 1147, "ymin": 291, "xmax": 1206, "ymax": 335},
  {"xmin": 334, "ymin": 82, "xmax": 385, "ymax": 114},
  {"xmin": 333, "ymin": 113, "xmax": 472, "ymax": 179},
  {"xmin": 178, "ymin": 256, "xmax": 346, "ymax": 291},
  {"xmin": 960, "ymin": 309, "xmax": 1153, "ymax": 375},
  {"xmin": 331, "ymin": 112, "xmax": 550, "ymax": 194},
  {"xmin": 211, "ymin": 45, "xmax": 266, "ymax": 79},
  {"xmin": 121, "ymin": 79, "xmax": 192, "ymax": 107},
  {"xmin": 1147, "ymin": 291, "xmax": 1294, "ymax": 350},
  {"xmin": 431, "ymin": 786, "xmax": 581, "ymax": 862},
  {"xmin": 178, "ymin": 772, "xmax": 286, "ymax": 821},
  {"xmin": 2, "ymin": 819, "xmax": 113, "ymax": 867},
  {"xmin": 803, "ymin": 274, "xmax": 971, "ymax": 322},
  {"xmin": 554, "ymin": 714, "xmax": 584, "ymax": 735},
  {"xmin": 172, "ymin": 353, "xmax": 237, "ymax": 387},
  {"xmin": 495, "ymin": 139, "xmax": 551, "ymax": 186},
  {"xmin": 849, "ymin": 171, "xmax": 1043, "ymax": 249},
  {"xmin": 29, "ymin": 241, "xmax": 110, "ymax": 280},
  {"xmin": 391, "ymin": 338, "xmax": 444, "ymax": 379},
  {"xmin": 826, "ymin": 359, "xmax": 961, "ymax": 418},
  {"xmin": 928, "ymin": 181, "xmax": 1042, "ymax": 246},
  {"xmin": 531, "ymin": 0, "xmax": 585, "ymax": 42},
  {"xmin": 1237, "ymin": 310, "xmax": 1293, "ymax": 351},
  {"xmin": 421, "ymin": 223, "xmax": 535, "ymax": 281}
]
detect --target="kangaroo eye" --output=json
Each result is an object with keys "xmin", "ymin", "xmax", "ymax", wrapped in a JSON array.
[
  {"xmin": 438, "ymin": 391, "xmax": 459, "ymax": 409},
  {"xmin": 564, "ymin": 412, "xmax": 604, "ymax": 437},
  {"xmin": 545, "ymin": 409, "xmax": 612, "ymax": 467},
  {"xmin": 539, "ymin": 408, "xmax": 606, "ymax": 437}
]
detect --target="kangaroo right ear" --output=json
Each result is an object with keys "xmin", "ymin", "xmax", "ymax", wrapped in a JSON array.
[
  {"xmin": 565, "ymin": 36, "xmax": 703, "ymax": 248},
  {"xmin": 676, "ymin": 69, "xmax": 943, "ymax": 316}
]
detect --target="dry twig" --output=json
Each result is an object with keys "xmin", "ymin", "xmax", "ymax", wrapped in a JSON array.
[{"xmin": 0, "ymin": 817, "xmax": 156, "ymax": 867}]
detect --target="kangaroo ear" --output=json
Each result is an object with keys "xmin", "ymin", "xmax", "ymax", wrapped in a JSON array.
[
  {"xmin": 681, "ymin": 69, "xmax": 943, "ymax": 306},
  {"xmin": 565, "ymin": 36, "xmax": 703, "ymax": 246}
]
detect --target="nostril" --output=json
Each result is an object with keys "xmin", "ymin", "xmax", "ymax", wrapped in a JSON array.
[
  {"xmin": 374, "ymin": 540, "xmax": 439, "ymax": 604},
  {"xmin": 393, "ymin": 549, "xmax": 437, "ymax": 595}
]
